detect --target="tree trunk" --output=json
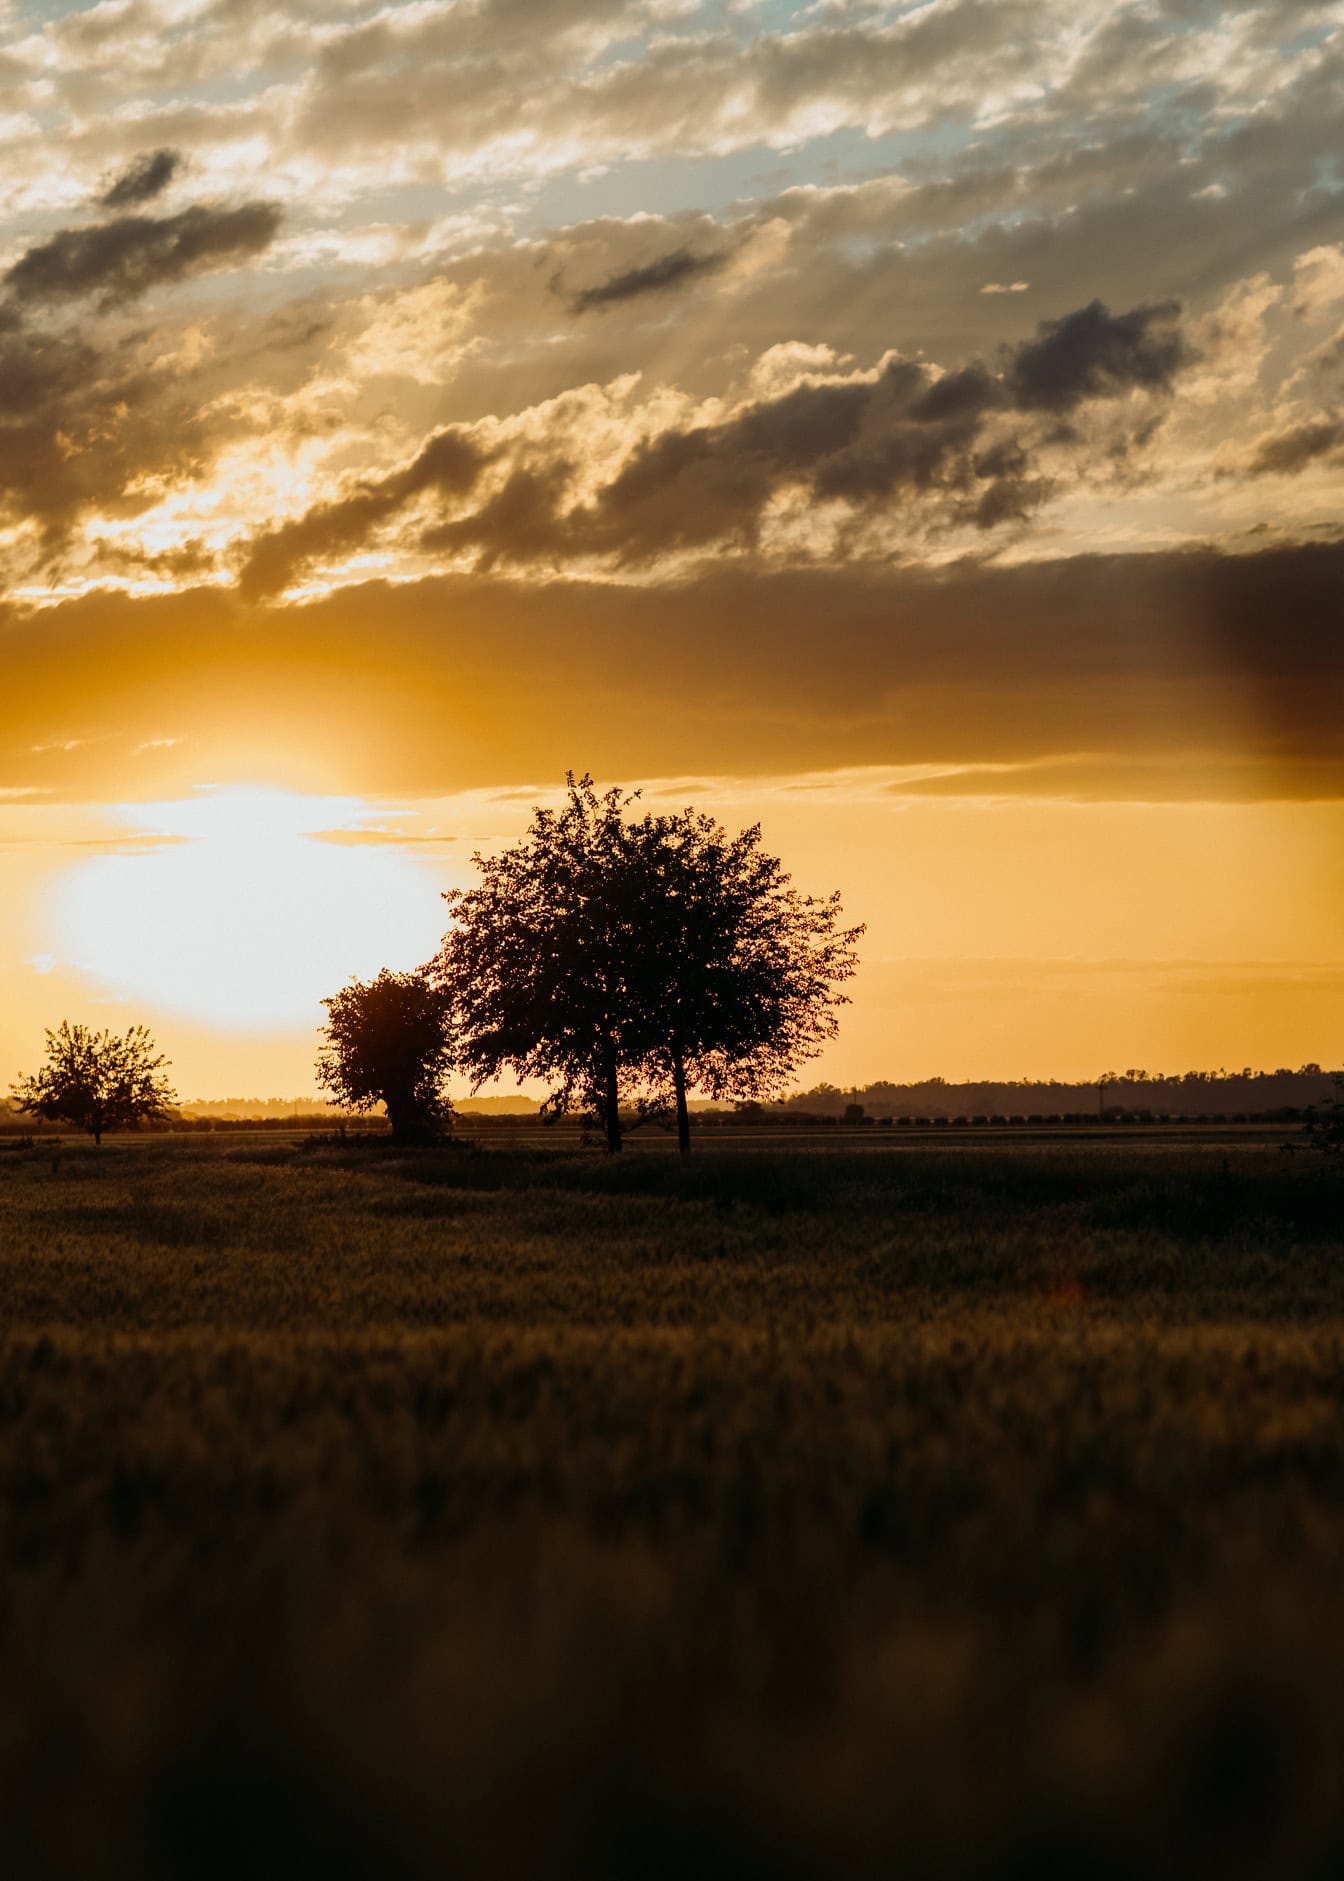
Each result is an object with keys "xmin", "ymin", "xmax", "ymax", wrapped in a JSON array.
[
  {"xmin": 672, "ymin": 1047, "xmax": 691, "ymax": 1158},
  {"xmin": 603, "ymin": 1049, "xmax": 622, "ymax": 1153},
  {"xmin": 386, "ymin": 1086, "xmax": 427, "ymax": 1143}
]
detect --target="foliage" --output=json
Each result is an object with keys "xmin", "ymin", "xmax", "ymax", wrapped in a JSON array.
[
  {"xmin": 427, "ymin": 776, "xmax": 656, "ymax": 1152},
  {"xmin": 1302, "ymin": 1073, "xmax": 1344, "ymax": 1157},
  {"xmin": 0, "ymin": 1142, "xmax": 1341, "ymax": 1874},
  {"xmin": 9, "ymin": 1019, "xmax": 176, "ymax": 1143},
  {"xmin": 615, "ymin": 802, "xmax": 863, "ymax": 1150},
  {"xmin": 428, "ymin": 774, "xmax": 861, "ymax": 1152},
  {"xmin": 316, "ymin": 969, "xmax": 456, "ymax": 1142}
]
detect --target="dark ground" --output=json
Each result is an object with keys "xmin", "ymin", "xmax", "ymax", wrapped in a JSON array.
[{"xmin": 1, "ymin": 1137, "xmax": 1341, "ymax": 1878}]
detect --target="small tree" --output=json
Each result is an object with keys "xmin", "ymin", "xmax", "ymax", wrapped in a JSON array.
[
  {"xmin": 11, "ymin": 1021, "xmax": 177, "ymax": 1145},
  {"xmin": 316, "ymin": 969, "xmax": 456, "ymax": 1143}
]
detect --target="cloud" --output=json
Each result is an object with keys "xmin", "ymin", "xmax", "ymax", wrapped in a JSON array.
[
  {"xmin": 0, "ymin": 0, "xmax": 1335, "ymax": 608},
  {"xmin": 1289, "ymin": 243, "xmax": 1344, "ymax": 319},
  {"xmin": 420, "ymin": 460, "xmax": 575, "ymax": 569},
  {"xmin": 4, "ymin": 542, "xmax": 1339, "ymax": 804},
  {"xmin": 1005, "ymin": 299, "xmax": 1188, "ymax": 412},
  {"xmin": 101, "ymin": 149, "xmax": 182, "ymax": 210},
  {"xmin": 237, "ymin": 427, "xmax": 489, "ymax": 599},
  {"xmin": 568, "ymin": 299, "xmax": 1187, "ymax": 559},
  {"xmin": 570, "ymin": 246, "xmax": 729, "ymax": 313},
  {"xmin": 1239, "ymin": 418, "xmax": 1344, "ymax": 477},
  {"xmin": 4, "ymin": 202, "xmax": 282, "ymax": 308},
  {"xmin": 224, "ymin": 294, "xmax": 1192, "ymax": 580}
]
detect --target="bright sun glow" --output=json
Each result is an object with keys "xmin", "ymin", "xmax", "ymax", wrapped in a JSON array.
[{"xmin": 48, "ymin": 789, "xmax": 449, "ymax": 1030}]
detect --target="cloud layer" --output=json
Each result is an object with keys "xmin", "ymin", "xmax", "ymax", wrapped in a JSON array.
[
  {"xmin": 3, "ymin": 543, "xmax": 1340, "ymax": 808},
  {"xmin": 0, "ymin": 0, "xmax": 1337, "ymax": 804}
]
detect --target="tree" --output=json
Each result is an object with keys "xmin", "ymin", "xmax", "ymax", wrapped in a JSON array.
[
  {"xmin": 316, "ymin": 970, "xmax": 457, "ymax": 1143},
  {"xmin": 426, "ymin": 778, "xmax": 642, "ymax": 1152},
  {"xmin": 11, "ymin": 1021, "xmax": 177, "ymax": 1145},
  {"xmin": 427, "ymin": 775, "xmax": 863, "ymax": 1155},
  {"xmin": 1303, "ymin": 1074, "xmax": 1344, "ymax": 1160},
  {"xmin": 616, "ymin": 803, "xmax": 863, "ymax": 1153}
]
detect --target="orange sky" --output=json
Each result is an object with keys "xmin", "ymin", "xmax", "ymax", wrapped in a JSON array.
[
  {"xmin": 2, "ymin": 775, "xmax": 1339, "ymax": 1098},
  {"xmin": 0, "ymin": 2, "xmax": 1341, "ymax": 1097}
]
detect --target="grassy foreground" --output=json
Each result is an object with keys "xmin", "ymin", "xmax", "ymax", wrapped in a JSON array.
[{"xmin": 1, "ymin": 1140, "xmax": 1342, "ymax": 1878}]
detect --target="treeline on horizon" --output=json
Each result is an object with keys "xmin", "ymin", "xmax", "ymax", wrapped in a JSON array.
[
  {"xmin": 159, "ymin": 1064, "xmax": 1344, "ymax": 1125},
  {"xmin": 780, "ymin": 1065, "xmax": 1341, "ymax": 1122},
  {"xmin": 2, "ymin": 1065, "xmax": 1336, "ymax": 1134}
]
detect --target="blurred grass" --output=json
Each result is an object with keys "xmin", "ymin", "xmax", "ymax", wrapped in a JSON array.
[{"xmin": 1, "ymin": 1142, "xmax": 1342, "ymax": 1878}]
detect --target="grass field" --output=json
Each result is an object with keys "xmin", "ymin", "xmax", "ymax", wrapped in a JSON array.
[{"xmin": 1, "ymin": 1137, "xmax": 1342, "ymax": 1878}]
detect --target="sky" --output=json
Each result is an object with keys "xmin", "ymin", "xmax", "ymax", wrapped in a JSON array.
[{"xmin": 0, "ymin": 0, "xmax": 1341, "ymax": 1098}]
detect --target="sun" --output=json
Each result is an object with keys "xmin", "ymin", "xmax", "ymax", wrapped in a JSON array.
[{"xmin": 48, "ymin": 788, "xmax": 449, "ymax": 1031}]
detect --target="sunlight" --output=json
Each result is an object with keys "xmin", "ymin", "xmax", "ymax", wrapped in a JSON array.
[{"xmin": 48, "ymin": 788, "xmax": 449, "ymax": 1030}]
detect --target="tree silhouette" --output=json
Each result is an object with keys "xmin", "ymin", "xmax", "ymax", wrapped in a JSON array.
[
  {"xmin": 427, "ymin": 777, "xmax": 640, "ymax": 1151},
  {"xmin": 618, "ymin": 804, "xmax": 863, "ymax": 1153},
  {"xmin": 1303, "ymin": 1074, "xmax": 1344, "ymax": 1159},
  {"xmin": 316, "ymin": 970, "xmax": 456, "ymax": 1143},
  {"xmin": 11, "ymin": 1021, "xmax": 177, "ymax": 1145},
  {"xmin": 427, "ymin": 775, "xmax": 862, "ymax": 1154}
]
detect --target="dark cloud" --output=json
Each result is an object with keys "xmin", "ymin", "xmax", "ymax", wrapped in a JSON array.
[
  {"xmin": 100, "ymin": 149, "xmax": 182, "ymax": 209},
  {"xmin": 571, "ymin": 246, "xmax": 728, "ymax": 313},
  {"xmin": 909, "ymin": 367, "xmax": 1000, "ymax": 424},
  {"xmin": 1006, "ymin": 299, "xmax": 1189, "ymax": 411},
  {"xmin": 227, "ymin": 295, "xmax": 1193, "ymax": 579},
  {"xmin": 1241, "ymin": 418, "xmax": 1344, "ymax": 477},
  {"xmin": 4, "ymin": 202, "xmax": 282, "ymax": 308},
  {"xmin": 0, "ymin": 298, "xmax": 295, "ymax": 549},
  {"xmin": 0, "ymin": 323, "xmax": 188, "ymax": 540},
  {"xmin": 237, "ymin": 428, "xmax": 488, "ymax": 599},
  {"xmin": 572, "ymin": 300, "xmax": 1187, "ymax": 559},
  {"xmin": 4, "ymin": 543, "xmax": 1340, "ymax": 803},
  {"xmin": 420, "ymin": 461, "xmax": 575, "ymax": 569},
  {"xmin": 577, "ymin": 359, "xmax": 983, "ymax": 557}
]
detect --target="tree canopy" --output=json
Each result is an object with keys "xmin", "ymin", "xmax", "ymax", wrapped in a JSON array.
[
  {"xmin": 427, "ymin": 775, "xmax": 862, "ymax": 1152},
  {"xmin": 426, "ymin": 779, "xmax": 641, "ymax": 1151},
  {"xmin": 316, "ymin": 969, "xmax": 456, "ymax": 1143},
  {"xmin": 11, "ymin": 1021, "xmax": 177, "ymax": 1144},
  {"xmin": 615, "ymin": 801, "xmax": 863, "ymax": 1151}
]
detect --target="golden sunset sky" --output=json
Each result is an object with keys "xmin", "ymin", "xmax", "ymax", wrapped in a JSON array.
[{"xmin": 1, "ymin": 0, "xmax": 1341, "ymax": 1098}]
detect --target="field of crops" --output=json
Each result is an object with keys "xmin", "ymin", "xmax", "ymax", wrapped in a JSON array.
[{"xmin": 2, "ymin": 1138, "xmax": 1341, "ymax": 1878}]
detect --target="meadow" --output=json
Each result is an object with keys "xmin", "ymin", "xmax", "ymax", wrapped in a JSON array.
[{"xmin": 1, "ymin": 1136, "xmax": 1342, "ymax": 1878}]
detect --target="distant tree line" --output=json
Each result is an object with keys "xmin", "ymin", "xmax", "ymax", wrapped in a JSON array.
[{"xmin": 778, "ymin": 1067, "xmax": 1342, "ymax": 1123}]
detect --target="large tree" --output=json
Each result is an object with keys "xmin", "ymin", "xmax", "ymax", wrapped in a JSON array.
[
  {"xmin": 316, "ymin": 969, "xmax": 456, "ymax": 1142},
  {"xmin": 426, "ymin": 777, "xmax": 641, "ymax": 1151},
  {"xmin": 427, "ymin": 775, "xmax": 862, "ymax": 1154},
  {"xmin": 11, "ymin": 1021, "xmax": 177, "ymax": 1145}
]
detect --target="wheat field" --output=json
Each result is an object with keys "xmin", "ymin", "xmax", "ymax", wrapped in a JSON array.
[{"xmin": 1, "ymin": 1138, "xmax": 1341, "ymax": 1878}]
